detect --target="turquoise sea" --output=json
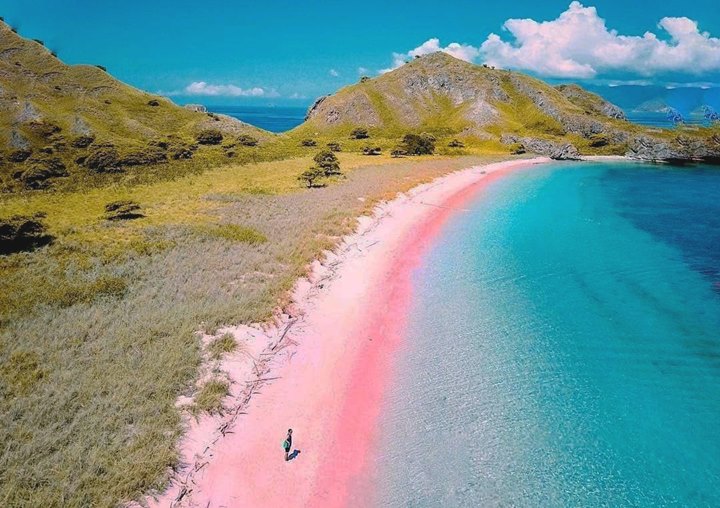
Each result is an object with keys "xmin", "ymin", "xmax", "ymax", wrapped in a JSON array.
[{"xmin": 374, "ymin": 161, "xmax": 720, "ymax": 506}]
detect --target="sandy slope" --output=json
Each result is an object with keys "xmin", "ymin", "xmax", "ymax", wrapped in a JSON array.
[{"xmin": 150, "ymin": 157, "xmax": 550, "ymax": 508}]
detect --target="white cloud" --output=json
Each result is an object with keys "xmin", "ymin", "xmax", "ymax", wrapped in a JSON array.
[
  {"xmin": 357, "ymin": 66, "xmax": 369, "ymax": 75},
  {"xmin": 184, "ymin": 81, "xmax": 266, "ymax": 97},
  {"xmin": 381, "ymin": 3, "xmax": 720, "ymax": 80},
  {"xmin": 329, "ymin": 69, "xmax": 340, "ymax": 77},
  {"xmin": 480, "ymin": 2, "xmax": 720, "ymax": 78}
]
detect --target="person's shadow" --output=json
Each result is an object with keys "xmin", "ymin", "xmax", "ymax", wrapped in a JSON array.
[{"xmin": 288, "ymin": 449, "xmax": 301, "ymax": 461}]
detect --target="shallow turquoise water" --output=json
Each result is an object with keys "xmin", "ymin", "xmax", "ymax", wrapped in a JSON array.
[{"xmin": 373, "ymin": 162, "xmax": 720, "ymax": 506}]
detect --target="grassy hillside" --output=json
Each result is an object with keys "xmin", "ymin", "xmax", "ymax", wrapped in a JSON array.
[
  {"xmin": 0, "ymin": 20, "xmax": 274, "ymax": 192},
  {"xmin": 301, "ymin": 52, "xmax": 720, "ymax": 158}
]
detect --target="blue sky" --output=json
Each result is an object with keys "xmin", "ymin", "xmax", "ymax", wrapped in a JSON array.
[{"xmin": 2, "ymin": 1, "xmax": 720, "ymax": 105}]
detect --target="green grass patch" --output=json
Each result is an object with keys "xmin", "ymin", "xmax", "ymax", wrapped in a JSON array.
[
  {"xmin": 207, "ymin": 333, "xmax": 238, "ymax": 360},
  {"xmin": 192, "ymin": 380, "xmax": 229, "ymax": 415}
]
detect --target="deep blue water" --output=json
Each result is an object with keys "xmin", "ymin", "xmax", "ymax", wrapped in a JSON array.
[
  {"xmin": 373, "ymin": 162, "xmax": 720, "ymax": 506},
  {"xmin": 205, "ymin": 105, "xmax": 306, "ymax": 132}
]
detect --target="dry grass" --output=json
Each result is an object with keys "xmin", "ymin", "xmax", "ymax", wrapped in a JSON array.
[{"xmin": 0, "ymin": 152, "xmax": 512, "ymax": 506}]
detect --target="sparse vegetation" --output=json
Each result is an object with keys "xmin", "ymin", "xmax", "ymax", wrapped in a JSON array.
[
  {"xmin": 104, "ymin": 200, "xmax": 144, "ymax": 220},
  {"xmin": 448, "ymin": 139, "xmax": 465, "ymax": 148},
  {"xmin": 0, "ymin": 213, "xmax": 53, "ymax": 254},
  {"xmin": 327, "ymin": 142, "xmax": 341, "ymax": 152},
  {"xmin": 300, "ymin": 138, "xmax": 317, "ymax": 147},
  {"xmin": 193, "ymin": 379, "xmax": 229, "ymax": 414},
  {"xmin": 237, "ymin": 134, "xmax": 259, "ymax": 147},
  {"xmin": 207, "ymin": 333, "xmax": 238, "ymax": 360}
]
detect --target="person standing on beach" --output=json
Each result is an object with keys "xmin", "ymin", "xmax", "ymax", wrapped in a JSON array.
[{"xmin": 283, "ymin": 429, "xmax": 293, "ymax": 461}]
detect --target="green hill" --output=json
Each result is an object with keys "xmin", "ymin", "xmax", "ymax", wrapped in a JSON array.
[
  {"xmin": 0, "ymin": 20, "xmax": 271, "ymax": 192},
  {"xmin": 300, "ymin": 52, "xmax": 720, "ymax": 161}
]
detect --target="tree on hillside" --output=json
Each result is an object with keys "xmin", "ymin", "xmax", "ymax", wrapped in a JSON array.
[
  {"xmin": 400, "ymin": 133, "xmax": 435, "ymax": 155},
  {"xmin": 313, "ymin": 150, "xmax": 341, "ymax": 176},
  {"xmin": 298, "ymin": 166, "xmax": 325, "ymax": 188}
]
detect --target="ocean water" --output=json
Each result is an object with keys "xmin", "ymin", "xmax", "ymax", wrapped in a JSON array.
[
  {"xmin": 206, "ymin": 105, "xmax": 306, "ymax": 132},
  {"xmin": 373, "ymin": 162, "xmax": 720, "ymax": 506}
]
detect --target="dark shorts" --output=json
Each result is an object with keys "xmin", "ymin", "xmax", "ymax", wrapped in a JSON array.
[{"xmin": 284, "ymin": 447, "xmax": 291, "ymax": 453}]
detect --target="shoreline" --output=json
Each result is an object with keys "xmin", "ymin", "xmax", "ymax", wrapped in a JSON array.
[{"xmin": 150, "ymin": 156, "xmax": 550, "ymax": 507}]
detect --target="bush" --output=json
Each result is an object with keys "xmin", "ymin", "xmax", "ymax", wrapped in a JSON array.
[
  {"xmin": 350, "ymin": 128, "xmax": 369, "ymax": 139},
  {"xmin": 327, "ymin": 142, "xmax": 341, "ymax": 152},
  {"xmin": 71, "ymin": 135, "xmax": 95, "ymax": 148},
  {"xmin": 313, "ymin": 150, "xmax": 341, "ymax": 176},
  {"xmin": 300, "ymin": 139, "xmax": 317, "ymax": 147},
  {"xmin": 104, "ymin": 201, "xmax": 144, "ymax": 221},
  {"xmin": 120, "ymin": 147, "xmax": 167, "ymax": 166},
  {"xmin": 95, "ymin": 65, "xmax": 107, "ymax": 72},
  {"xmin": 196, "ymin": 129, "xmax": 223, "ymax": 145},
  {"xmin": 20, "ymin": 158, "xmax": 68, "ymax": 189},
  {"xmin": 391, "ymin": 148, "xmax": 407, "ymax": 158},
  {"xmin": 589, "ymin": 133, "xmax": 610, "ymax": 148},
  {"xmin": 32, "ymin": 39, "xmax": 45, "ymax": 46},
  {"xmin": 0, "ymin": 213, "xmax": 53, "ymax": 254},
  {"xmin": 84, "ymin": 146, "xmax": 120, "ymax": 172},
  {"xmin": 400, "ymin": 133, "xmax": 435, "ymax": 155},
  {"xmin": 147, "ymin": 99, "xmax": 160, "ymax": 107},
  {"xmin": 360, "ymin": 76, "xmax": 370, "ymax": 83},
  {"xmin": 298, "ymin": 166, "xmax": 325, "ymax": 188},
  {"xmin": 8, "ymin": 149, "xmax": 31, "ymax": 163},
  {"xmin": 362, "ymin": 146, "xmax": 382, "ymax": 156},
  {"xmin": 448, "ymin": 139, "xmax": 465, "ymax": 148},
  {"xmin": 237, "ymin": 134, "xmax": 259, "ymax": 147}
]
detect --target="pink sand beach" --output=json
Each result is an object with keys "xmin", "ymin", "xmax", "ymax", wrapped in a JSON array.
[{"xmin": 151, "ymin": 157, "xmax": 549, "ymax": 508}]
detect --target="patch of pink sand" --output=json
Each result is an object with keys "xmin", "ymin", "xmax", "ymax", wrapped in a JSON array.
[{"xmin": 151, "ymin": 158, "xmax": 548, "ymax": 508}]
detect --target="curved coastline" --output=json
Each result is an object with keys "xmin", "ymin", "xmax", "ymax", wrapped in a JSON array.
[{"xmin": 151, "ymin": 156, "xmax": 550, "ymax": 507}]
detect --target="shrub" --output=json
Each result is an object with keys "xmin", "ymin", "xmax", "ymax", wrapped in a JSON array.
[
  {"xmin": 327, "ymin": 142, "xmax": 341, "ymax": 152},
  {"xmin": 391, "ymin": 148, "xmax": 407, "ymax": 158},
  {"xmin": 360, "ymin": 76, "xmax": 370, "ymax": 83},
  {"xmin": 0, "ymin": 214, "xmax": 53, "ymax": 254},
  {"xmin": 120, "ymin": 147, "xmax": 167, "ymax": 166},
  {"xmin": 313, "ymin": 150, "xmax": 341, "ymax": 176},
  {"xmin": 196, "ymin": 129, "xmax": 223, "ymax": 145},
  {"xmin": 95, "ymin": 65, "xmax": 107, "ymax": 72},
  {"xmin": 400, "ymin": 133, "xmax": 435, "ymax": 155},
  {"xmin": 362, "ymin": 146, "xmax": 382, "ymax": 156},
  {"xmin": 350, "ymin": 128, "xmax": 369, "ymax": 139},
  {"xmin": 237, "ymin": 134, "xmax": 259, "ymax": 147},
  {"xmin": 28, "ymin": 121, "xmax": 61, "ymax": 139},
  {"xmin": 298, "ymin": 166, "xmax": 325, "ymax": 188},
  {"xmin": 589, "ymin": 133, "xmax": 610, "ymax": 148},
  {"xmin": 104, "ymin": 201, "xmax": 144, "ymax": 221},
  {"xmin": 8, "ymin": 149, "xmax": 31, "ymax": 163},
  {"xmin": 84, "ymin": 146, "xmax": 120, "ymax": 172},
  {"xmin": 32, "ymin": 39, "xmax": 44, "ymax": 46},
  {"xmin": 147, "ymin": 99, "xmax": 160, "ymax": 107},
  {"xmin": 171, "ymin": 147, "xmax": 194, "ymax": 160},
  {"xmin": 71, "ymin": 135, "xmax": 95, "ymax": 148},
  {"xmin": 448, "ymin": 139, "xmax": 465, "ymax": 148},
  {"xmin": 20, "ymin": 158, "xmax": 68, "ymax": 189},
  {"xmin": 300, "ymin": 139, "xmax": 317, "ymax": 147}
]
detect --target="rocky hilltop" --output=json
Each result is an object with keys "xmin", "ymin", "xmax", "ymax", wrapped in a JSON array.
[
  {"xmin": 0, "ymin": 21, "xmax": 270, "ymax": 191},
  {"xmin": 303, "ymin": 52, "xmax": 720, "ymax": 162}
]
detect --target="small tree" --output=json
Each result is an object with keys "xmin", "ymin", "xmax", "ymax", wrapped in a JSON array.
[
  {"xmin": 298, "ymin": 166, "xmax": 325, "ymax": 188},
  {"xmin": 350, "ymin": 127, "xmax": 369, "ymax": 139},
  {"xmin": 313, "ymin": 150, "xmax": 341, "ymax": 176},
  {"xmin": 400, "ymin": 133, "xmax": 435, "ymax": 155}
]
